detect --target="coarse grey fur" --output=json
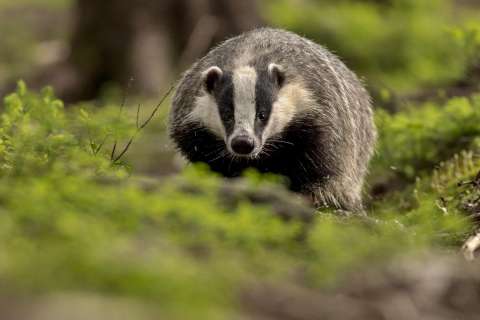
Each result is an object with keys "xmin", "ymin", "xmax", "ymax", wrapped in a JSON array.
[{"xmin": 169, "ymin": 28, "xmax": 377, "ymax": 211}]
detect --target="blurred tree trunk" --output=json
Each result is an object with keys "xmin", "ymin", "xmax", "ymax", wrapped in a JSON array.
[{"xmin": 34, "ymin": 0, "xmax": 263, "ymax": 102}]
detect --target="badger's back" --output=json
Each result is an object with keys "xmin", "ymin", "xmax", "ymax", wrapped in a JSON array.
[{"xmin": 170, "ymin": 28, "xmax": 376, "ymax": 211}]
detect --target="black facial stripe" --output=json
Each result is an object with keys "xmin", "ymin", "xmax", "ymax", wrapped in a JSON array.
[
  {"xmin": 212, "ymin": 71, "xmax": 235, "ymax": 136},
  {"xmin": 174, "ymin": 115, "xmax": 338, "ymax": 193},
  {"xmin": 254, "ymin": 69, "xmax": 279, "ymax": 137}
]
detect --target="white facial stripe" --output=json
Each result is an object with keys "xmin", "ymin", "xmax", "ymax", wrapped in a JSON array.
[
  {"xmin": 232, "ymin": 66, "xmax": 257, "ymax": 135},
  {"xmin": 263, "ymin": 81, "xmax": 315, "ymax": 139},
  {"xmin": 189, "ymin": 94, "xmax": 225, "ymax": 138}
]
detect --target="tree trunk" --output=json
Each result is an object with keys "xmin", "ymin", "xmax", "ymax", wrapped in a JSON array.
[{"xmin": 32, "ymin": 0, "xmax": 263, "ymax": 102}]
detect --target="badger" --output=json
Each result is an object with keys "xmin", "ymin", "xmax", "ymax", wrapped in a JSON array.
[{"xmin": 169, "ymin": 28, "xmax": 376, "ymax": 211}]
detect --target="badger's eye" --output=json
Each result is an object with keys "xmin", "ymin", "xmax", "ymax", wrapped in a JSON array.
[{"xmin": 258, "ymin": 111, "xmax": 267, "ymax": 121}]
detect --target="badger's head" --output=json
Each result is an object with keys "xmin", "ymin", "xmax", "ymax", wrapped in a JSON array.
[{"xmin": 188, "ymin": 63, "xmax": 310, "ymax": 159}]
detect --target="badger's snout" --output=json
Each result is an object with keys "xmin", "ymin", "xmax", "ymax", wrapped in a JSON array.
[{"xmin": 230, "ymin": 135, "xmax": 255, "ymax": 155}]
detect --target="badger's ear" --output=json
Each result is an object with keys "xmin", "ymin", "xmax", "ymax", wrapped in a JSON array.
[
  {"xmin": 268, "ymin": 63, "xmax": 285, "ymax": 87},
  {"xmin": 201, "ymin": 66, "xmax": 223, "ymax": 94}
]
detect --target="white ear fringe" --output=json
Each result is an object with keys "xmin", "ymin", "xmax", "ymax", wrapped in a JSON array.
[
  {"xmin": 268, "ymin": 63, "xmax": 283, "ymax": 75},
  {"xmin": 202, "ymin": 66, "xmax": 223, "ymax": 93},
  {"xmin": 202, "ymin": 66, "xmax": 223, "ymax": 79}
]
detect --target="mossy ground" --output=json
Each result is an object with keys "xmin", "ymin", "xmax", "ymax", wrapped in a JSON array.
[{"xmin": 0, "ymin": 80, "xmax": 478, "ymax": 319}]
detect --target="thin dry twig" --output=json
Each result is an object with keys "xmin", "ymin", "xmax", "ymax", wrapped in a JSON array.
[
  {"xmin": 111, "ymin": 77, "xmax": 135, "ymax": 161},
  {"xmin": 136, "ymin": 103, "xmax": 142, "ymax": 129},
  {"xmin": 139, "ymin": 85, "xmax": 174, "ymax": 130},
  {"xmin": 92, "ymin": 134, "xmax": 110, "ymax": 155},
  {"xmin": 111, "ymin": 84, "xmax": 174, "ymax": 163}
]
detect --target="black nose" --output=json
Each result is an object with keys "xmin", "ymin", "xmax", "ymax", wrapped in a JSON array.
[{"xmin": 230, "ymin": 136, "xmax": 255, "ymax": 155}]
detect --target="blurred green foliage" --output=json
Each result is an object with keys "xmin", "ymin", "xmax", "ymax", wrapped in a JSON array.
[
  {"xmin": 0, "ymin": 84, "xmax": 477, "ymax": 318},
  {"xmin": 265, "ymin": 0, "xmax": 476, "ymax": 93},
  {"xmin": 373, "ymin": 95, "xmax": 480, "ymax": 181}
]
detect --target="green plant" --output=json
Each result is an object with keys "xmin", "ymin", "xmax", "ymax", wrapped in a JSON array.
[
  {"xmin": 264, "ymin": 0, "xmax": 466, "ymax": 93},
  {"xmin": 372, "ymin": 95, "xmax": 480, "ymax": 181},
  {"xmin": 0, "ymin": 84, "xmax": 475, "ymax": 319}
]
